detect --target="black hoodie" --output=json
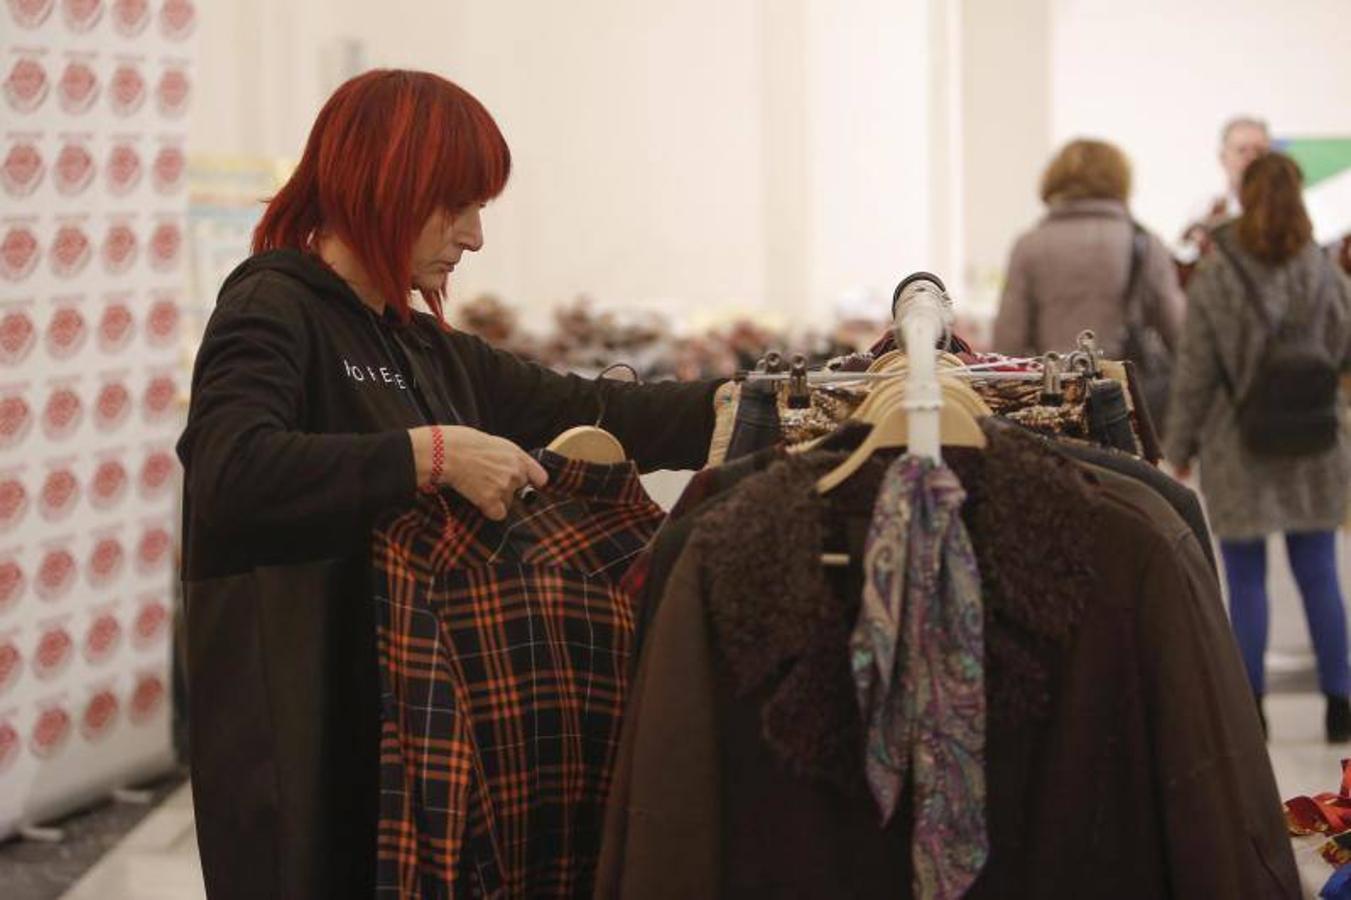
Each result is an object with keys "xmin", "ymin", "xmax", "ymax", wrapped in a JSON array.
[{"xmin": 177, "ymin": 250, "xmax": 719, "ymax": 900}]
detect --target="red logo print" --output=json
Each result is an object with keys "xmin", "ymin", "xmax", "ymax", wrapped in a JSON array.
[
  {"xmin": 90, "ymin": 459, "xmax": 127, "ymax": 509},
  {"xmin": 158, "ymin": 0, "xmax": 193, "ymax": 39},
  {"xmin": 54, "ymin": 142, "xmax": 95, "ymax": 196},
  {"xmin": 0, "ymin": 641, "xmax": 20, "ymax": 695},
  {"xmin": 87, "ymin": 535, "xmax": 123, "ymax": 586},
  {"xmin": 136, "ymin": 527, "xmax": 170, "ymax": 572},
  {"xmin": 46, "ymin": 306, "xmax": 87, "ymax": 358},
  {"xmin": 33, "ymin": 626, "xmax": 73, "ymax": 680},
  {"xmin": 39, "ymin": 467, "xmax": 80, "ymax": 521},
  {"xmin": 146, "ymin": 297, "xmax": 177, "ymax": 345},
  {"xmin": 61, "ymin": 0, "xmax": 102, "ymax": 31},
  {"xmin": 148, "ymin": 221, "xmax": 180, "ymax": 271},
  {"xmin": 95, "ymin": 380, "xmax": 130, "ymax": 431},
  {"xmin": 50, "ymin": 225, "xmax": 92, "ymax": 278},
  {"xmin": 108, "ymin": 64, "xmax": 145, "ymax": 116},
  {"xmin": 138, "ymin": 450, "xmax": 172, "ymax": 497},
  {"xmin": 155, "ymin": 67, "xmax": 189, "ymax": 118},
  {"xmin": 36, "ymin": 546, "xmax": 76, "ymax": 600},
  {"xmin": 0, "ymin": 393, "xmax": 32, "ymax": 449},
  {"xmin": 104, "ymin": 142, "xmax": 140, "ymax": 195},
  {"xmin": 111, "ymin": 0, "xmax": 147, "ymax": 35},
  {"xmin": 142, "ymin": 374, "xmax": 175, "ymax": 420},
  {"xmin": 8, "ymin": 0, "xmax": 56, "ymax": 28},
  {"xmin": 130, "ymin": 673, "xmax": 164, "ymax": 723},
  {"xmin": 0, "ymin": 478, "xmax": 29, "ymax": 532},
  {"xmin": 4, "ymin": 57, "xmax": 48, "ymax": 113},
  {"xmin": 101, "ymin": 223, "xmax": 137, "ymax": 275},
  {"xmin": 43, "ymin": 386, "xmax": 82, "ymax": 439},
  {"xmin": 57, "ymin": 60, "xmax": 99, "ymax": 114},
  {"xmin": 132, "ymin": 599, "xmax": 167, "ymax": 648},
  {"xmin": 151, "ymin": 144, "xmax": 184, "ymax": 194},
  {"xmin": 0, "ymin": 559, "xmax": 25, "ymax": 613},
  {"xmin": 0, "ymin": 719, "xmax": 19, "ymax": 772},
  {"xmin": 0, "ymin": 310, "xmax": 36, "ymax": 363},
  {"xmin": 0, "ymin": 227, "xmax": 40, "ymax": 281},
  {"xmin": 81, "ymin": 689, "xmax": 118, "ymax": 741},
  {"xmin": 2, "ymin": 142, "xmax": 44, "ymax": 197},
  {"xmin": 99, "ymin": 301, "xmax": 134, "ymax": 352},
  {"xmin": 30, "ymin": 705, "xmax": 71, "ymax": 758},
  {"xmin": 84, "ymin": 613, "xmax": 121, "ymax": 664}
]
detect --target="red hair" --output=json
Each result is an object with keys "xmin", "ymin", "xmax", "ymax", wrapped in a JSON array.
[{"xmin": 253, "ymin": 69, "xmax": 510, "ymax": 322}]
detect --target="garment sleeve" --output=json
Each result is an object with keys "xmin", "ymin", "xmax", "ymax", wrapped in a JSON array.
[
  {"xmin": 991, "ymin": 237, "xmax": 1036, "ymax": 356},
  {"xmin": 595, "ymin": 547, "xmax": 720, "ymax": 900},
  {"xmin": 1136, "ymin": 535, "xmax": 1302, "ymax": 899},
  {"xmin": 176, "ymin": 288, "xmax": 416, "ymax": 531},
  {"xmin": 1143, "ymin": 231, "xmax": 1187, "ymax": 352},
  {"xmin": 1162, "ymin": 264, "xmax": 1224, "ymax": 464},
  {"xmin": 461, "ymin": 334, "xmax": 723, "ymax": 471}
]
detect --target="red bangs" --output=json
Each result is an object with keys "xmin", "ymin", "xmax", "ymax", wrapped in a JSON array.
[{"xmin": 253, "ymin": 69, "xmax": 510, "ymax": 323}]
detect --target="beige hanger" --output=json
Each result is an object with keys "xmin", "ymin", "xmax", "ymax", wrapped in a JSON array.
[
  {"xmin": 547, "ymin": 425, "xmax": 627, "ymax": 464},
  {"xmin": 815, "ymin": 379, "xmax": 986, "ymax": 495}
]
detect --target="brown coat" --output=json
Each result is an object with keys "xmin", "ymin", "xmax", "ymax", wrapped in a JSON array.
[
  {"xmin": 993, "ymin": 199, "xmax": 1186, "ymax": 358},
  {"xmin": 597, "ymin": 421, "xmax": 1297, "ymax": 899}
]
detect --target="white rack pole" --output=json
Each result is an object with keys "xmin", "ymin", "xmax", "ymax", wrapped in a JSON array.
[{"xmin": 894, "ymin": 278, "xmax": 952, "ymax": 463}]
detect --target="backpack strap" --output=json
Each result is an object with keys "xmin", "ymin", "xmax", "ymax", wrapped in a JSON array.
[
  {"xmin": 1211, "ymin": 235, "xmax": 1276, "ymax": 334},
  {"xmin": 1122, "ymin": 222, "xmax": 1148, "ymax": 327}
]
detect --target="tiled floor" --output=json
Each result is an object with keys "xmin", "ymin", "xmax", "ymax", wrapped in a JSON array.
[{"xmin": 58, "ymin": 782, "xmax": 204, "ymax": 900}]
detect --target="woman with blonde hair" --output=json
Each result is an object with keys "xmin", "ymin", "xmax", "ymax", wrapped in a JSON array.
[
  {"xmin": 1166, "ymin": 152, "xmax": 1351, "ymax": 742},
  {"xmin": 993, "ymin": 138, "xmax": 1185, "ymax": 388}
]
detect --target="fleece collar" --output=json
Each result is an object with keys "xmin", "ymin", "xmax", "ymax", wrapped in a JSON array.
[{"xmin": 687, "ymin": 418, "xmax": 1098, "ymax": 783}]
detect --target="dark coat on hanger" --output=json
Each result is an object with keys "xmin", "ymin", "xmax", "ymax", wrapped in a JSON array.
[
  {"xmin": 597, "ymin": 420, "xmax": 1297, "ymax": 900},
  {"xmin": 177, "ymin": 250, "xmax": 721, "ymax": 900}
]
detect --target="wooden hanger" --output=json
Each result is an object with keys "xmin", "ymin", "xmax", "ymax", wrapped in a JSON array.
[
  {"xmin": 547, "ymin": 363, "xmax": 635, "ymax": 464},
  {"xmin": 815, "ymin": 379, "xmax": 986, "ymax": 495},
  {"xmin": 547, "ymin": 425, "xmax": 627, "ymax": 464}
]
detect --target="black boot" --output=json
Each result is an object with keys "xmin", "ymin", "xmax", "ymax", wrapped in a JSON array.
[{"xmin": 1326, "ymin": 695, "xmax": 1351, "ymax": 744}]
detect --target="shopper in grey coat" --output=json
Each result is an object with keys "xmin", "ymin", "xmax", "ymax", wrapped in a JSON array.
[
  {"xmin": 993, "ymin": 139, "xmax": 1185, "ymax": 358},
  {"xmin": 1164, "ymin": 225, "xmax": 1351, "ymax": 540},
  {"xmin": 1164, "ymin": 151, "xmax": 1351, "ymax": 742}
]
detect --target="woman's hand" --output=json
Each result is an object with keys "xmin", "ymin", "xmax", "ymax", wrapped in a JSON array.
[{"xmin": 410, "ymin": 426, "xmax": 548, "ymax": 521}]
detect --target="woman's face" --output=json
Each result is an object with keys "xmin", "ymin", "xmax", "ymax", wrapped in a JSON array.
[{"xmin": 410, "ymin": 205, "xmax": 484, "ymax": 294}]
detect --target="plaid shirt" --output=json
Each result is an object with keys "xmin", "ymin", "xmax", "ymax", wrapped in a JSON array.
[{"xmin": 373, "ymin": 451, "xmax": 664, "ymax": 898}]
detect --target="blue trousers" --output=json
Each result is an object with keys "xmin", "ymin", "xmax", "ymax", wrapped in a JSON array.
[{"xmin": 1220, "ymin": 531, "xmax": 1351, "ymax": 697}]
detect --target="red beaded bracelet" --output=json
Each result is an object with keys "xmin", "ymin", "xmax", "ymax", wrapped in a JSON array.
[{"xmin": 426, "ymin": 427, "xmax": 445, "ymax": 489}]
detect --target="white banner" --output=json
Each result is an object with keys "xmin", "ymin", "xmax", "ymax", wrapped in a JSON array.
[{"xmin": 0, "ymin": 0, "xmax": 196, "ymax": 839}]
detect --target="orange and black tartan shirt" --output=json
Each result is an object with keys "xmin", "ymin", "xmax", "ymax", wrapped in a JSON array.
[{"xmin": 372, "ymin": 450, "xmax": 663, "ymax": 899}]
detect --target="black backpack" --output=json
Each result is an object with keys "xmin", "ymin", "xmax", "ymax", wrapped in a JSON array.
[{"xmin": 1212, "ymin": 238, "xmax": 1339, "ymax": 458}]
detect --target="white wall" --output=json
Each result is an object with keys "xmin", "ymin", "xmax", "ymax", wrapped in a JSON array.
[
  {"xmin": 189, "ymin": 0, "xmax": 940, "ymax": 327},
  {"xmin": 1050, "ymin": 0, "xmax": 1351, "ymax": 243}
]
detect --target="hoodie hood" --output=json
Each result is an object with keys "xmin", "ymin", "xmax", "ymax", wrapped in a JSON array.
[{"xmin": 220, "ymin": 248, "xmax": 372, "ymax": 317}]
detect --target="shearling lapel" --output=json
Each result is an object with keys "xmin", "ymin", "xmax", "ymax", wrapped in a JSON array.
[{"xmin": 686, "ymin": 418, "xmax": 1099, "ymax": 779}]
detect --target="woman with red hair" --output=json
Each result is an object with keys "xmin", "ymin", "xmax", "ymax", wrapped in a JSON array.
[{"xmin": 177, "ymin": 70, "xmax": 726, "ymax": 900}]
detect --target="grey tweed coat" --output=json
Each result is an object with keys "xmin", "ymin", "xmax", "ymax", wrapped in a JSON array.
[{"xmin": 1164, "ymin": 225, "xmax": 1351, "ymax": 540}]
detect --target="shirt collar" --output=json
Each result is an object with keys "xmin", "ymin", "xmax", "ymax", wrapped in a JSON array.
[{"xmin": 531, "ymin": 449, "xmax": 649, "ymax": 506}]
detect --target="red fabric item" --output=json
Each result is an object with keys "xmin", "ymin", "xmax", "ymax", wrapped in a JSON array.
[{"xmin": 1284, "ymin": 758, "xmax": 1351, "ymax": 836}]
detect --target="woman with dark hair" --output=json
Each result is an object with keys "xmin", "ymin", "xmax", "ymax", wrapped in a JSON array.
[
  {"xmin": 992, "ymin": 138, "xmax": 1185, "ymax": 360},
  {"xmin": 177, "ymin": 70, "xmax": 728, "ymax": 899},
  {"xmin": 1166, "ymin": 152, "xmax": 1351, "ymax": 742}
]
